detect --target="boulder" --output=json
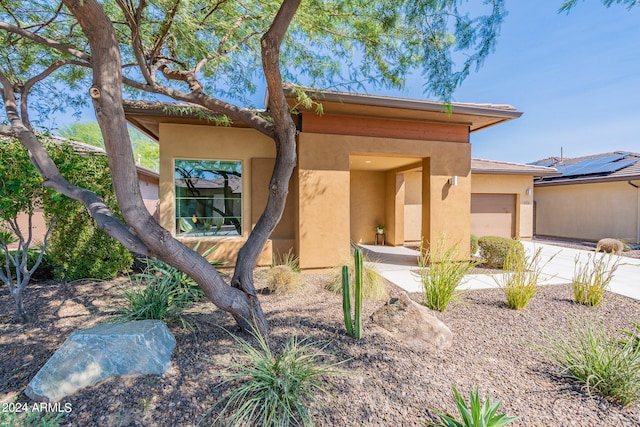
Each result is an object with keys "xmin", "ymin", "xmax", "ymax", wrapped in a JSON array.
[
  {"xmin": 370, "ymin": 293, "xmax": 452, "ymax": 352},
  {"xmin": 26, "ymin": 320, "xmax": 176, "ymax": 402}
]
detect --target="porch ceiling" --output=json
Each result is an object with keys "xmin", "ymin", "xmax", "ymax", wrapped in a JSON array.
[{"xmin": 349, "ymin": 154, "xmax": 421, "ymax": 172}]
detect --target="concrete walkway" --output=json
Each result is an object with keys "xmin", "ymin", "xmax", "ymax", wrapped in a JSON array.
[{"xmin": 363, "ymin": 241, "xmax": 640, "ymax": 300}]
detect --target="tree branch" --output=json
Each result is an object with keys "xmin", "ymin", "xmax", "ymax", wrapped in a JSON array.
[
  {"xmin": 122, "ymin": 75, "xmax": 275, "ymax": 137},
  {"xmin": 0, "ymin": 72, "xmax": 151, "ymax": 256},
  {"xmin": 20, "ymin": 58, "xmax": 89, "ymax": 130},
  {"xmin": 0, "ymin": 21, "xmax": 91, "ymax": 62}
]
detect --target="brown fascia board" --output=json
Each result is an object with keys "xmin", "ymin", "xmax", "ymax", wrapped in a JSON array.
[
  {"xmin": 473, "ymin": 168, "xmax": 559, "ymax": 177},
  {"xmin": 276, "ymin": 85, "xmax": 523, "ymax": 131}
]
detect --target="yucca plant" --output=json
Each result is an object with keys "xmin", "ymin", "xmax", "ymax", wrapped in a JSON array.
[
  {"xmin": 419, "ymin": 239, "xmax": 476, "ymax": 312},
  {"xmin": 214, "ymin": 330, "xmax": 342, "ymax": 426},
  {"xmin": 539, "ymin": 318, "xmax": 640, "ymax": 406},
  {"xmin": 428, "ymin": 385, "xmax": 518, "ymax": 427},
  {"xmin": 572, "ymin": 251, "xmax": 621, "ymax": 306}
]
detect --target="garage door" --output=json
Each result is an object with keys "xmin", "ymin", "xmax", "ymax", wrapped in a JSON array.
[{"xmin": 471, "ymin": 194, "xmax": 516, "ymax": 238}]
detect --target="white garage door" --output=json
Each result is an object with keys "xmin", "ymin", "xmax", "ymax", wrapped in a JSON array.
[{"xmin": 471, "ymin": 194, "xmax": 516, "ymax": 238}]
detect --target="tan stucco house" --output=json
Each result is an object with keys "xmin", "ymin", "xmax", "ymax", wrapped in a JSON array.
[
  {"xmin": 531, "ymin": 152, "xmax": 640, "ymax": 244},
  {"xmin": 125, "ymin": 88, "xmax": 543, "ymax": 269}
]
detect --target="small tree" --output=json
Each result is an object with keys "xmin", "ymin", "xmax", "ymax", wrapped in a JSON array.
[{"xmin": 0, "ymin": 138, "xmax": 56, "ymax": 322}]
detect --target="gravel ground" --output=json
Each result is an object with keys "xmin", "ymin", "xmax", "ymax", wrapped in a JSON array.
[{"xmin": 2, "ymin": 267, "xmax": 640, "ymax": 426}]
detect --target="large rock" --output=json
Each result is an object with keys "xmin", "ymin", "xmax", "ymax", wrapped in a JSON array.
[
  {"xmin": 370, "ymin": 293, "xmax": 453, "ymax": 352},
  {"xmin": 26, "ymin": 320, "xmax": 176, "ymax": 402}
]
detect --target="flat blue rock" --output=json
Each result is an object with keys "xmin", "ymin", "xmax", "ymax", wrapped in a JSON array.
[{"xmin": 25, "ymin": 320, "xmax": 176, "ymax": 402}]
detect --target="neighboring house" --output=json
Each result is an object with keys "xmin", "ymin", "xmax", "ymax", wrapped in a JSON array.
[
  {"xmin": 530, "ymin": 151, "xmax": 640, "ymax": 244},
  {"xmin": 125, "ymin": 87, "xmax": 526, "ymax": 269},
  {"xmin": 12, "ymin": 136, "xmax": 159, "ymax": 245}
]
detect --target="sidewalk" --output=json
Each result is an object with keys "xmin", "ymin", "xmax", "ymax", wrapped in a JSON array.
[{"xmin": 364, "ymin": 241, "xmax": 640, "ymax": 300}]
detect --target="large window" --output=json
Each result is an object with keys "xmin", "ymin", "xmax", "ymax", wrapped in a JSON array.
[{"xmin": 174, "ymin": 159, "xmax": 242, "ymax": 236}]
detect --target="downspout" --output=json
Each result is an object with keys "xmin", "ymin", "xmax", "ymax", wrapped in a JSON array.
[{"xmin": 629, "ymin": 180, "xmax": 640, "ymax": 244}]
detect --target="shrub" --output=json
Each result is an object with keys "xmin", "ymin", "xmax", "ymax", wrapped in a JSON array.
[
  {"xmin": 539, "ymin": 319, "xmax": 640, "ymax": 406},
  {"xmin": 621, "ymin": 322, "xmax": 640, "ymax": 351},
  {"xmin": 215, "ymin": 330, "xmax": 342, "ymax": 426},
  {"xmin": 265, "ymin": 265, "xmax": 303, "ymax": 295},
  {"xmin": 419, "ymin": 239, "xmax": 476, "ymax": 312},
  {"xmin": 572, "ymin": 251, "xmax": 621, "ymax": 306},
  {"xmin": 470, "ymin": 234, "xmax": 479, "ymax": 257},
  {"xmin": 326, "ymin": 251, "xmax": 388, "ymax": 301},
  {"xmin": 273, "ymin": 248, "xmax": 300, "ymax": 272},
  {"xmin": 43, "ymin": 143, "xmax": 133, "ymax": 281},
  {"xmin": 596, "ymin": 238, "xmax": 624, "ymax": 255},
  {"xmin": 478, "ymin": 236, "xmax": 524, "ymax": 269},
  {"xmin": 113, "ymin": 273, "xmax": 194, "ymax": 325},
  {"xmin": 428, "ymin": 385, "xmax": 518, "ymax": 427},
  {"xmin": 494, "ymin": 247, "xmax": 550, "ymax": 310}
]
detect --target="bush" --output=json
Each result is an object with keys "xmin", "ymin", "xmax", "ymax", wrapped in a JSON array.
[
  {"xmin": 419, "ymin": 239, "xmax": 476, "ymax": 312},
  {"xmin": 215, "ymin": 331, "xmax": 341, "ymax": 426},
  {"xmin": 597, "ymin": 238, "xmax": 624, "ymax": 255},
  {"xmin": 265, "ymin": 265, "xmax": 303, "ymax": 295},
  {"xmin": 470, "ymin": 234, "xmax": 479, "ymax": 257},
  {"xmin": 539, "ymin": 319, "xmax": 640, "ymax": 406},
  {"xmin": 494, "ymin": 247, "xmax": 549, "ymax": 310},
  {"xmin": 478, "ymin": 236, "xmax": 524, "ymax": 269},
  {"xmin": 273, "ymin": 248, "xmax": 300, "ymax": 272},
  {"xmin": 326, "ymin": 252, "xmax": 388, "ymax": 301},
  {"xmin": 572, "ymin": 251, "xmax": 621, "ymax": 306},
  {"xmin": 428, "ymin": 385, "xmax": 518, "ymax": 427},
  {"xmin": 43, "ymin": 143, "xmax": 133, "ymax": 281}
]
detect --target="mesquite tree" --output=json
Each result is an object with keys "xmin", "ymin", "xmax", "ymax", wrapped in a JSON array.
[{"xmin": 0, "ymin": 0, "xmax": 505, "ymax": 334}]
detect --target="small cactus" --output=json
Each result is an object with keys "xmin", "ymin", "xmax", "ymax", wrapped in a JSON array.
[{"xmin": 342, "ymin": 248, "xmax": 363, "ymax": 338}]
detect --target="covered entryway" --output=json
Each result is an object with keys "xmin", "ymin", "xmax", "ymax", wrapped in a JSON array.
[{"xmin": 470, "ymin": 193, "xmax": 516, "ymax": 238}]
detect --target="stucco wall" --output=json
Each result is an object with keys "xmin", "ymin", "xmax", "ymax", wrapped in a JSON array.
[
  {"xmin": 298, "ymin": 133, "xmax": 471, "ymax": 268},
  {"xmin": 159, "ymin": 123, "xmax": 275, "ymax": 265},
  {"xmin": 350, "ymin": 171, "xmax": 386, "ymax": 245},
  {"xmin": 404, "ymin": 171, "xmax": 423, "ymax": 242},
  {"xmin": 471, "ymin": 173, "xmax": 534, "ymax": 239},
  {"xmin": 534, "ymin": 181, "xmax": 640, "ymax": 243}
]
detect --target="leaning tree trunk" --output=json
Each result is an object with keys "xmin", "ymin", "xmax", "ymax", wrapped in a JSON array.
[{"xmin": 63, "ymin": 0, "xmax": 270, "ymax": 334}]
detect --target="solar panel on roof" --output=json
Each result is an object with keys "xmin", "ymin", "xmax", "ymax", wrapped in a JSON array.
[
  {"xmin": 556, "ymin": 155, "xmax": 633, "ymax": 178},
  {"xmin": 583, "ymin": 159, "xmax": 635, "ymax": 175},
  {"xmin": 529, "ymin": 160, "xmax": 556, "ymax": 167}
]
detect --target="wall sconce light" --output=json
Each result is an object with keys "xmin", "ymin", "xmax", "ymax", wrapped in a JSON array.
[
  {"xmin": 525, "ymin": 188, "xmax": 533, "ymax": 196},
  {"xmin": 449, "ymin": 175, "xmax": 458, "ymax": 186}
]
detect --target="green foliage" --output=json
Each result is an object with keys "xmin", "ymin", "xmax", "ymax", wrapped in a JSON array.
[
  {"xmin": 559, "ymin": 0, "xmax": 638, "ymax": 13},
  {"xmin": 265, "ymin": 265, "xmax": 303, "ymax": 295},
  {"xmin": 539, "ymin": 319, "xmax": 640, "ymax": 406},
  {"xmin": 620, "ymin": 322, "xmax": 640, "ymax": 351},
  {"xmin": 572, "ymin": 251, "xmax": 621, "ymax": 306},
  {"xmin": 0, "ymin": 139, "xmax": 42, "ymax": 219},
  {"xmin": 419, "ymin": 239, "xmax": 476, "ymax": 312},
  {"xmin": 1, "ymin": 248, "xmax": 55, "ymax": 281},
  {"xmin": 215, "ymin": 330, "xmax": 341, "ymax": 427},
  {"xmin": 428, "ymin": 385, "xmax": 518, "ymax": 427},
  {"xmin": 273, "ymin": 248, "xmax": 300, "ymax": 272},
  {"xmin": 113, "ymin": 271, "xmax": 195, "ymax": 326},
  {"xmin": 494, "ymin": 247, "xmax": 550, "ymax": 310},
  {"xmin": 470, "ymin": 234, "xmax": 479, "ymax": 256},
  {"xmin": 59, "ymin": 122, "xmax": 159, "ymax": 171},
  {"xmin": 478, "ymin": 237, "xmax": 524, "ymax": 269},
  {"xmin": 327, "ymin": 252, "xmax": 388, "ymax": 301},
  {"xmin": 0, "ymin": 397, "xmax": 63, "ymax": 427},
  {"xmin": 42, "ymin": 142, "xmax": 133, "ymax": 281},
  {"xmin": 341, "ymin": 247, "xmax": 363, "ymax": 339}
]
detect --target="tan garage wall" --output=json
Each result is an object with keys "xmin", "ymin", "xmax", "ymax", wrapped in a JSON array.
[
  {"xmin": 471, "ymin": 173, "xmax": 534, "ymax": 239},
  {"xmin": 534, "ymin": 181, "xmax": 640, "ymax": 244},
  {"xmin": 471, "ymin": 194, "xmax": 516, "ymax": 238}
]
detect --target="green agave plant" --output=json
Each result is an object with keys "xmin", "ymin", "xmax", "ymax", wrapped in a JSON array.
[{"xmin": 428, "ymin": 385, "xmax": 519, "ymax": 427}]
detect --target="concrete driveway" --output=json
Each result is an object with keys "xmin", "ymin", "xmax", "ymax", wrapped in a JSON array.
[{"xmin": 364, "ymin": 241, "xmax": 640, "ymax": 300}]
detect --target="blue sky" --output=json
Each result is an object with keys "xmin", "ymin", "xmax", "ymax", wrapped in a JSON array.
[
  {"xmin": 57, "ymin": 2, "xmax": 639, "ymax": 165},
  {"xmin": 441, "ymin": 2, "xmax": 640, "ymax": 163}
]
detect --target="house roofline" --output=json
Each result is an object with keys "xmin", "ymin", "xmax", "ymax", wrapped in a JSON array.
[{"xmin": 535, "ymin": 175, "xmax": 640, "ymax": 187}]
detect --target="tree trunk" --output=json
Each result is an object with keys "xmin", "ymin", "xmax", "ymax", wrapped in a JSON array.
[
  {"xmin": 12, "ymin": 289, "xmax": 28, "ymax": 323},
  {"xmin": 63, "ymin": 0, "xmax": 269, "ymax": 335}
]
